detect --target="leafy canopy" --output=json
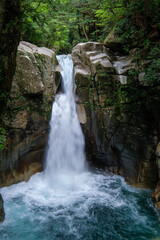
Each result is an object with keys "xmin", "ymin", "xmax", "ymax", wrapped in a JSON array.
[{"xmin": 20, "ymin": 0, "xmax": 160, "ymax": 53}]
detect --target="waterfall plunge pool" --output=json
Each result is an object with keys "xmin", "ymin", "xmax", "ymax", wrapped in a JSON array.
[{"xmin": 0, "ymin": 170, "xmax": 160, "ymax": 240}]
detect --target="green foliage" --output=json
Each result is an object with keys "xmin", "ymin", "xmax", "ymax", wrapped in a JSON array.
[
  {"xmin": 143, "ymin": 45, "xmax": 160, "ymax": 87},
  {"xmin": 20, "ymin": 0, "xmax": 160, "ymax": 52},
  {"xmin": 21, "ymin": 0, "xmax": 73, "ymax": 52},
  {"xmin": 115, "ymin": 0, "xmax": 160, "ymax": 52},
  {"xmin": 21, "ymin": 0, "xmax": 109, "ymax": 51},
  {"xmin": 105, "ymin": 98, "xmax": 114, "ymax": 106},
  {"xmin": 95, "ymin": 0, "xmax": 126, "ymax": 40},
  {"xmin": 0, "ymin": 128, "xmax": 6, "ymax": 150}
]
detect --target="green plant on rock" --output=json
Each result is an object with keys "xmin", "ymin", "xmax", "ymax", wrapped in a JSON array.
[
  {"xmin": 84, "ymin": 101, "xmax": 90, "ymax": 107},
  {"xmin": 143, "ymin": 45, "xmax": 160, "ymax": 87},
  {"xmin": 0, "ymin": 128, "xmax": 6, "ymax": 150},
  {"xmin": 105, "ymin": 98, "xmax": 114, "ymax": 106},
  {"xmin": 143, "ymin": 58, "xmax": 160, "ymax": 87},
  {"xmin": 115, "ymin": 0, "xmax": 160, "ymax": 52}
]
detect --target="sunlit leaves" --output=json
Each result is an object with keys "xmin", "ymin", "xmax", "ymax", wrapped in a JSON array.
[
  {"xmin": 21, "ymin": 0, "xmax": 160, "ymax": 52},
  {"xmin": 21, "ymin": 0, "xmax": 73, "ymax": 51}
]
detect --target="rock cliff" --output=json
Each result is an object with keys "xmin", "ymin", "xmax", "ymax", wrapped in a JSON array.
[
  {"xmin": 0, "ymin": 41, "xmax": 59, "ymax": 187},
  {"xmin": 72, "ymin": 42, "xmax": 160, "ymax": 189}
]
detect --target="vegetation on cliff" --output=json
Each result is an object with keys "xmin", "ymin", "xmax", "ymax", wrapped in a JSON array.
[{"xmin": 21, "ymin": 0, "xmax": 160, "ymax": 52}]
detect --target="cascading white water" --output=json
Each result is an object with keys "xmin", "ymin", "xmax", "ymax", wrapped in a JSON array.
[{"xmin": 45, "ymin": 55, "xmax": 85, "ymax": 181}]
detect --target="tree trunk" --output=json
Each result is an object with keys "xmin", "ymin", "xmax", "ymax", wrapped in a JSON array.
[
  {"xmin": 0, "ymin": 0, "xmax": 22, "ymax": 122},
  {"xmin": 82, "ymin": 24, "xmax": 89, "ymax": 41}
]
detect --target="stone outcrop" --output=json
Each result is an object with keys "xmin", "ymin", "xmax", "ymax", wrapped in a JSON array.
[
  {"xmin": 152, "ymin": 142, "xmax": 160, "ymax": 209},
  {"xmin": 72, "ymin": 42, "xmax": 160, "ymax": 188},
  {"xmin": 0, "ymin": 194, "xmax": 5, "ymax": 222},
  {"xmin": 104, "ymin": 28, "xmax": 122, "ymax": 52},
  {"xmin": 0, "ymin": 41, "xmax": 57, "ymax": 187},
  {"xmin": 152, "ymin": 180, "xmax": 160, "ymax": 210}
]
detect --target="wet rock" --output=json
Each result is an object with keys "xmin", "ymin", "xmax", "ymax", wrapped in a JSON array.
[
  {"xmin": 76, "ymin": 103, "xmax": 87, "ymax": 124},
  {"xmin": 54, "ymin": 65, "xmax": 62, "ymax": 94},
  {"xmin": 152, "ymin": 180, "xmax": 160, "ymax": 210},
  {"xmin": 0, "ymin": 194, "xmax": 5, "ymax": 222},
  {"xmin": 113, "ymin": 57, "xmax": 136, "ymax": 75}
]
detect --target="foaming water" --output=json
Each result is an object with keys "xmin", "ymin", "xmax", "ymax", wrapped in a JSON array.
[
  {"xmin": 0, "ymin": 171, "xmax": 160, "ymax": 240},
  {"xmin": 45, "ymin": 55, "xmax": 85, "ymax": 183}
]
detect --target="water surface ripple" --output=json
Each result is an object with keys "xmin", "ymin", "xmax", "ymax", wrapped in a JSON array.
[{"xmin": 0, "ymin": 170, "xmax": 160, "ymax": 240}]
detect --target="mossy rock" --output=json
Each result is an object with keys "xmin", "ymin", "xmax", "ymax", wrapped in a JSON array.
[{"xmin": 104, "ymin": 28, "xmax": 122, "ymax": 52}]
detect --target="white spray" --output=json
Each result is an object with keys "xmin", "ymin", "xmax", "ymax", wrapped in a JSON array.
[{"xmin": 45, "ymin": 55, "xmax": 85, "ymax": 184}]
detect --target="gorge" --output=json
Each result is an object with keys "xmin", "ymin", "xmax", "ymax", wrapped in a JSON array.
[{"xmin": 0, "ymin": 52, "xmax": 160, "ymax": 240}]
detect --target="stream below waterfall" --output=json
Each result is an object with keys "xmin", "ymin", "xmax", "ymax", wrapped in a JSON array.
[
  {"xmin": 0, "ymin": 55, "xmax": 160, "ymax": 240},
  {"xmin": 0, "ymin": 171, "xmax": 160, "ymax": 240}
]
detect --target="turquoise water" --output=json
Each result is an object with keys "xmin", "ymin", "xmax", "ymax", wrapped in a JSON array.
[{"xmin": 0, "ymin": 170, "xmax": 160, "ymax": 240}]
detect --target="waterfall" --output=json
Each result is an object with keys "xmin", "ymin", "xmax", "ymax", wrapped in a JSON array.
[
  {"xmin": 45, "ymin": 55, "xmax": 85, "ymax": 181},
  {"xmin": 1, "ymin": 57, "xmax": 159, "ymax": 238}
]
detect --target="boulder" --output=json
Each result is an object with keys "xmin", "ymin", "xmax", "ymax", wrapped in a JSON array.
[
  {"xmin": 15, "ymin": 41, "xmax": 55, "ymax": 96},
  {"xmin": 74, "ymin": 68, "xmax": 91, "ymax": 87},
  {"xmin": 113, "ymin": 57, "xmax": 136, "ymax": 75},
  {"xmin": 72, "ymin": 42, "xmax": 105, "ymax": 55},
  {"xmin": 76, "ymin": 103, "xmax": 87, "ymax": 124}
]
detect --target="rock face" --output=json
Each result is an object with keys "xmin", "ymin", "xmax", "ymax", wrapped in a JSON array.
[
  {"xmin": 0, "ymin": 194, "xmax": 5, "ymax": 222},
  {"xmin": 72, "ymin": 42, "xmax": 160, "ymax": 188},
  {"xmin": 152, "ymin": 142, "xmax": 160, "ymax": 209},
  {"xmin": 0, "ymin": 41, "xmax": 57, "ymax": 187}
]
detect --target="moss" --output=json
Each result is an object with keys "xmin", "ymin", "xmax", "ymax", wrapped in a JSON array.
[
  {"xmin": 33, "ymin": 53, "xmax": 45, "ymax": 78},
  {"xmin": 0, "ymin": 127, "xmax": 6, "ymax": 150}
]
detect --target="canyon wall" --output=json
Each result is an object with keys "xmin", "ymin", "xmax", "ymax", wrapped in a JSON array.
[
  {"xmin": 72, "ymin": 42, "xmax": 160, "ymax": 190},
  {"xmin": 0, "ymin": 41, "xmax": 60, "ymax": 187}
]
